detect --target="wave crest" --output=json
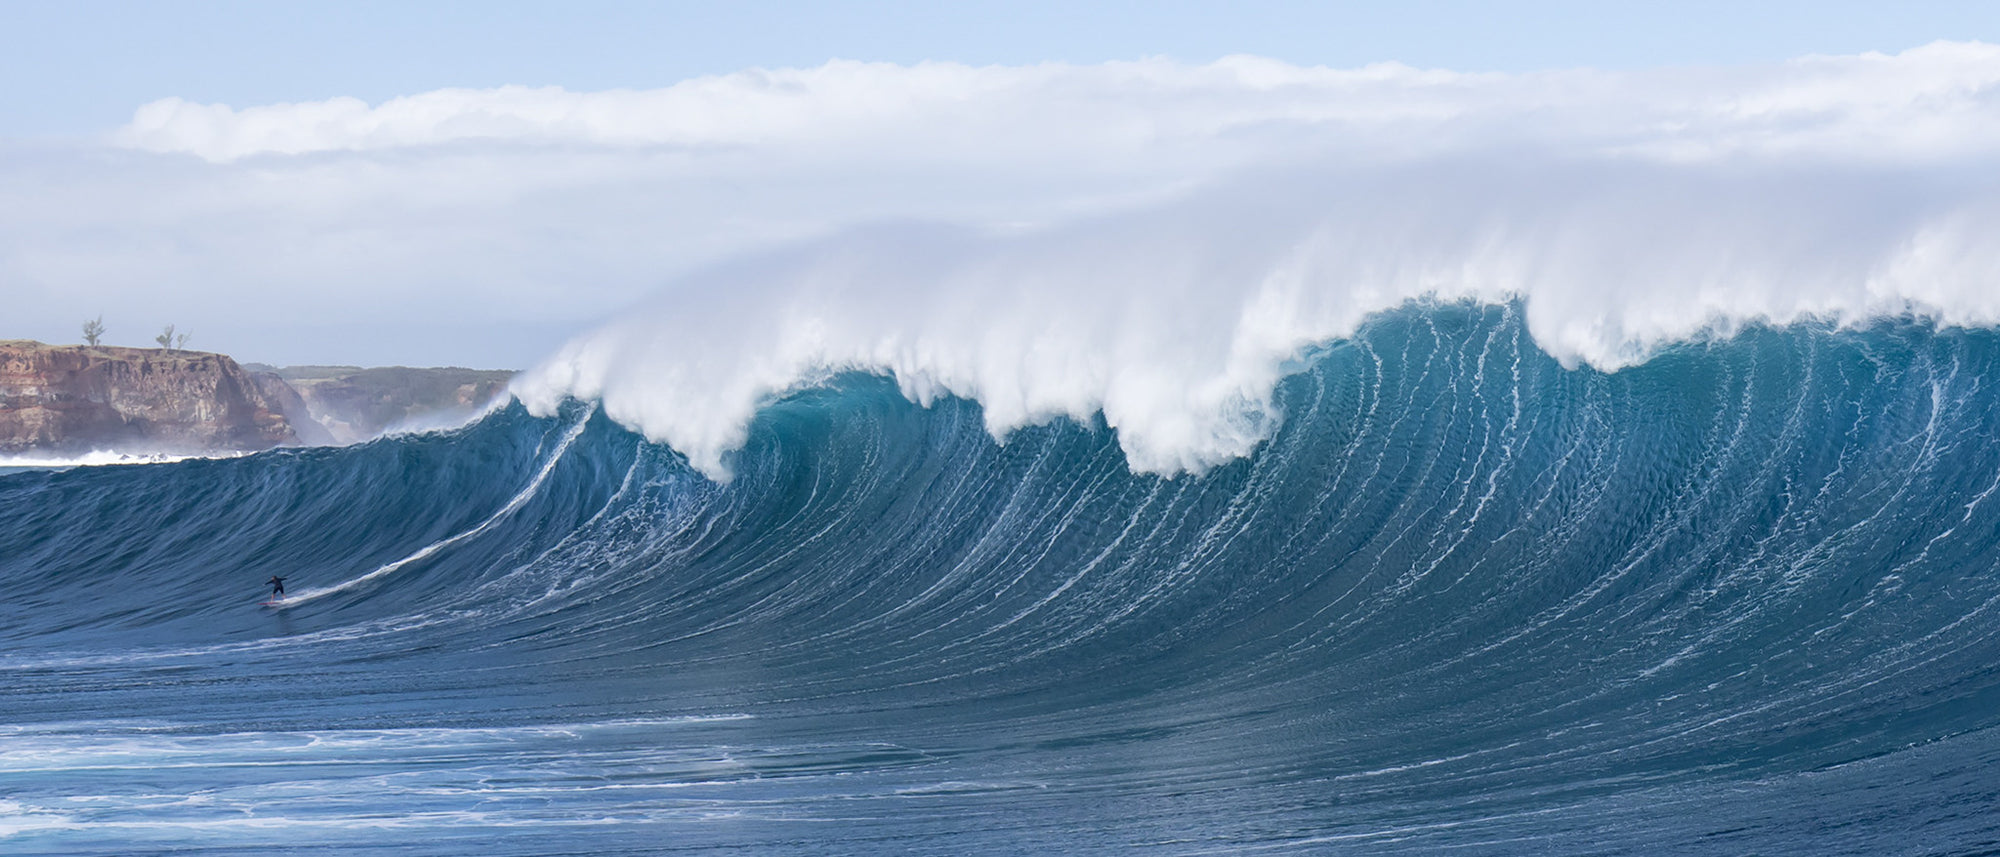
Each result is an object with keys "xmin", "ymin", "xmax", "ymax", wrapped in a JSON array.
[{"xmin": 516, "ymin": 161, "xmax": 2000, "ymax": 479}]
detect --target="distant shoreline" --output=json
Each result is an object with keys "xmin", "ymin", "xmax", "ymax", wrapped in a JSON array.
[{"xmin": 1, "ymin": 339, "xmax": 513, "ymax": 456}]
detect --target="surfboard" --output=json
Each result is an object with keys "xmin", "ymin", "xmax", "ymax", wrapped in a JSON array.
[{"xmin": 261, "ymin": 598, "xmax": 288, "ymax": 608}]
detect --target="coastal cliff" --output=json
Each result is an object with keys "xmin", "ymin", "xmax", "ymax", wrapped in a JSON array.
[
  {"xmin": 0, "ymin": 340, "xmax": 299, "ymax": 454},
  {"xmin": 245, "ymin": 364, "xmax": 514, "ymax": 444}
]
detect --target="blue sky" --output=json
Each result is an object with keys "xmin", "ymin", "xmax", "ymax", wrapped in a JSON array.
[{"xmin": 5, "ymin": 0, "xmax": 1997, "ymax": 135}]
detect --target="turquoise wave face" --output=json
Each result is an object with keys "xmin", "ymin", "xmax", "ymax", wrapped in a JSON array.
[{"xmin": 5, "ymin": 303, "xmax": 2000, "ymax": 854}]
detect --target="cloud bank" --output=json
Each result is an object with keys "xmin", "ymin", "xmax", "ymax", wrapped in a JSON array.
[
  {"xmin": 5, "ymin": 44, "xmax": 1998, "ymax": 472},
  {"xmin": 121, "ymin": 43, "xmax": 2000, "ymax": 164}
]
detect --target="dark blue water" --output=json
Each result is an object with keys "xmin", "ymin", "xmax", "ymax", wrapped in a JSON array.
[{"xmin": 5, "ymin": 303, "xmax": 2000, "ymax": 854}]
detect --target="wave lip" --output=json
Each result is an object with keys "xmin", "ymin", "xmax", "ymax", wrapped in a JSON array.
[
  {"xmin": 8, "ymin": 309, "xmax": 2000, "ymax": 852},
  {"xmin": 516, "ymin": 159, "xmax": 2000, "ymax": 480}
]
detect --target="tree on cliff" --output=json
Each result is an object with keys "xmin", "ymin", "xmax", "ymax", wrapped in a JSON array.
[
  {"xmin": 82, "ymin": 316, "xmax": 105, "ymax": 347},
  {"xmin": 156, "ymin": 324, "xmax": 190, "ymax": 351}
]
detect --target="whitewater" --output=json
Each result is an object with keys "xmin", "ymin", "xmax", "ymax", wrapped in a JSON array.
[{"xmin": 6, "ymin": 46, "xmax": 2000, "ymax": 854}]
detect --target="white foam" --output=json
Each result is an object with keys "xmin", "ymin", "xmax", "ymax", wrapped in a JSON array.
[
  {"xmin": 514, "ymin": 160, "xmax": 2000, "ymax": 480},
  {"xmin": 11, "ymin": 42, "xmax": 1987, "ymax": 380},
  {"xmin": 110, "ymin": 44, "xmax": 1999, "ymax": 481},
  {"xmin": 0, "ymin": 799, "xmax": 77, "ymax": 836},
  {"xmin": 0, "ymin": 449, "xmax": 251, "ymax": 470}
]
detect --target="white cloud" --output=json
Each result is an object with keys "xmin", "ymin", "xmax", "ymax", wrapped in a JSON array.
[
  {"xmin": 117, "ymin": 43, "xmax": 2000, "ymax": 164},
  {"xmin": 3, "ymin": 44, "xmax": 1997, "ymax": 439}
]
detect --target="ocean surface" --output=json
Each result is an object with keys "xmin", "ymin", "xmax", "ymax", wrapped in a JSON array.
[{"xmin": 6, "ymin": 303, "xmax": 2000, "ymax": 854}]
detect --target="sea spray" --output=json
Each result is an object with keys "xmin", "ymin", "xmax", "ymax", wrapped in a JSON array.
[
  {"xmin": 515, "ymin": 162, "xmax": 2000, "ymax": 479},
  {"xmin": 8, "ymin": 308, "xmax": 2000, "ymax": 853}
]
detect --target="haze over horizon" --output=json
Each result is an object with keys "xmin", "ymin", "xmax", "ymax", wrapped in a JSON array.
[{"xmin": 3, "ymin": 1, "xmax": 1997, "ymax": 370}]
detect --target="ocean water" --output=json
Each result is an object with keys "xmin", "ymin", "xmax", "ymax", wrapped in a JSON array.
[{"xmin": 4, "ymin": 303, "xmax": 1999, "ymax": 854}]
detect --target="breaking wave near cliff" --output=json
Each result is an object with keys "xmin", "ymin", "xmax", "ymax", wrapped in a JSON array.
[
  {"xmin": 9, "ymin": 43, "xmax": 2000, "ymax": 855},
  {"xmin": 515, "ymin": 159, "xmax": 2000, "ymax": 480},
  {"xmin": 6, "ymin": 302, "xmax": 2000, "ymax": 854}
]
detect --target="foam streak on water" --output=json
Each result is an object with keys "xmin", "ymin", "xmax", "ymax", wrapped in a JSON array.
[{"xmin": 6, "ymin": 306, "xmax": 2000, "ymax": 854}]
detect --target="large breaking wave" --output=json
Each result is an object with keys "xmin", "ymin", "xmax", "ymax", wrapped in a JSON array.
[
  {"xmin": 6, "ymin": 304, "xmax": 2000, "ymax": 853},
  {"xmin": 514, "ymin": 160, "xmax": 2000, "ymax": 479}
]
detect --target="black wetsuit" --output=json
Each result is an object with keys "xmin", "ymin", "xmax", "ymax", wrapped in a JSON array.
[{"xmin": 267, "ymin": 576, "xmax": 285, "ymax": 598}]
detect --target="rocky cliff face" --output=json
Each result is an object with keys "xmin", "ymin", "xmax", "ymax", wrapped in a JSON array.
[
  {"xmin": 244, "ymin": 365, "xmax": 514, "ymax": 444},
  {"xmin": 248, "ymin": 371, "xmax": 336, "ymax": 446},
  {"xmin": 0, "ymin": 341, "xmax": 300, "ymax": 454}
]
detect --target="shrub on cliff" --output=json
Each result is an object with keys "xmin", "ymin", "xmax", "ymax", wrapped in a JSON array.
[{"xmin": 155, "ymin": 325, "xmax": 190, "ymax": 351}]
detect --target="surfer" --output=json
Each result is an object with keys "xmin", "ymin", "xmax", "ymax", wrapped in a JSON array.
[{"xmin": 266, "ymin": 575, "xmax": 286, "ymax": 599}]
